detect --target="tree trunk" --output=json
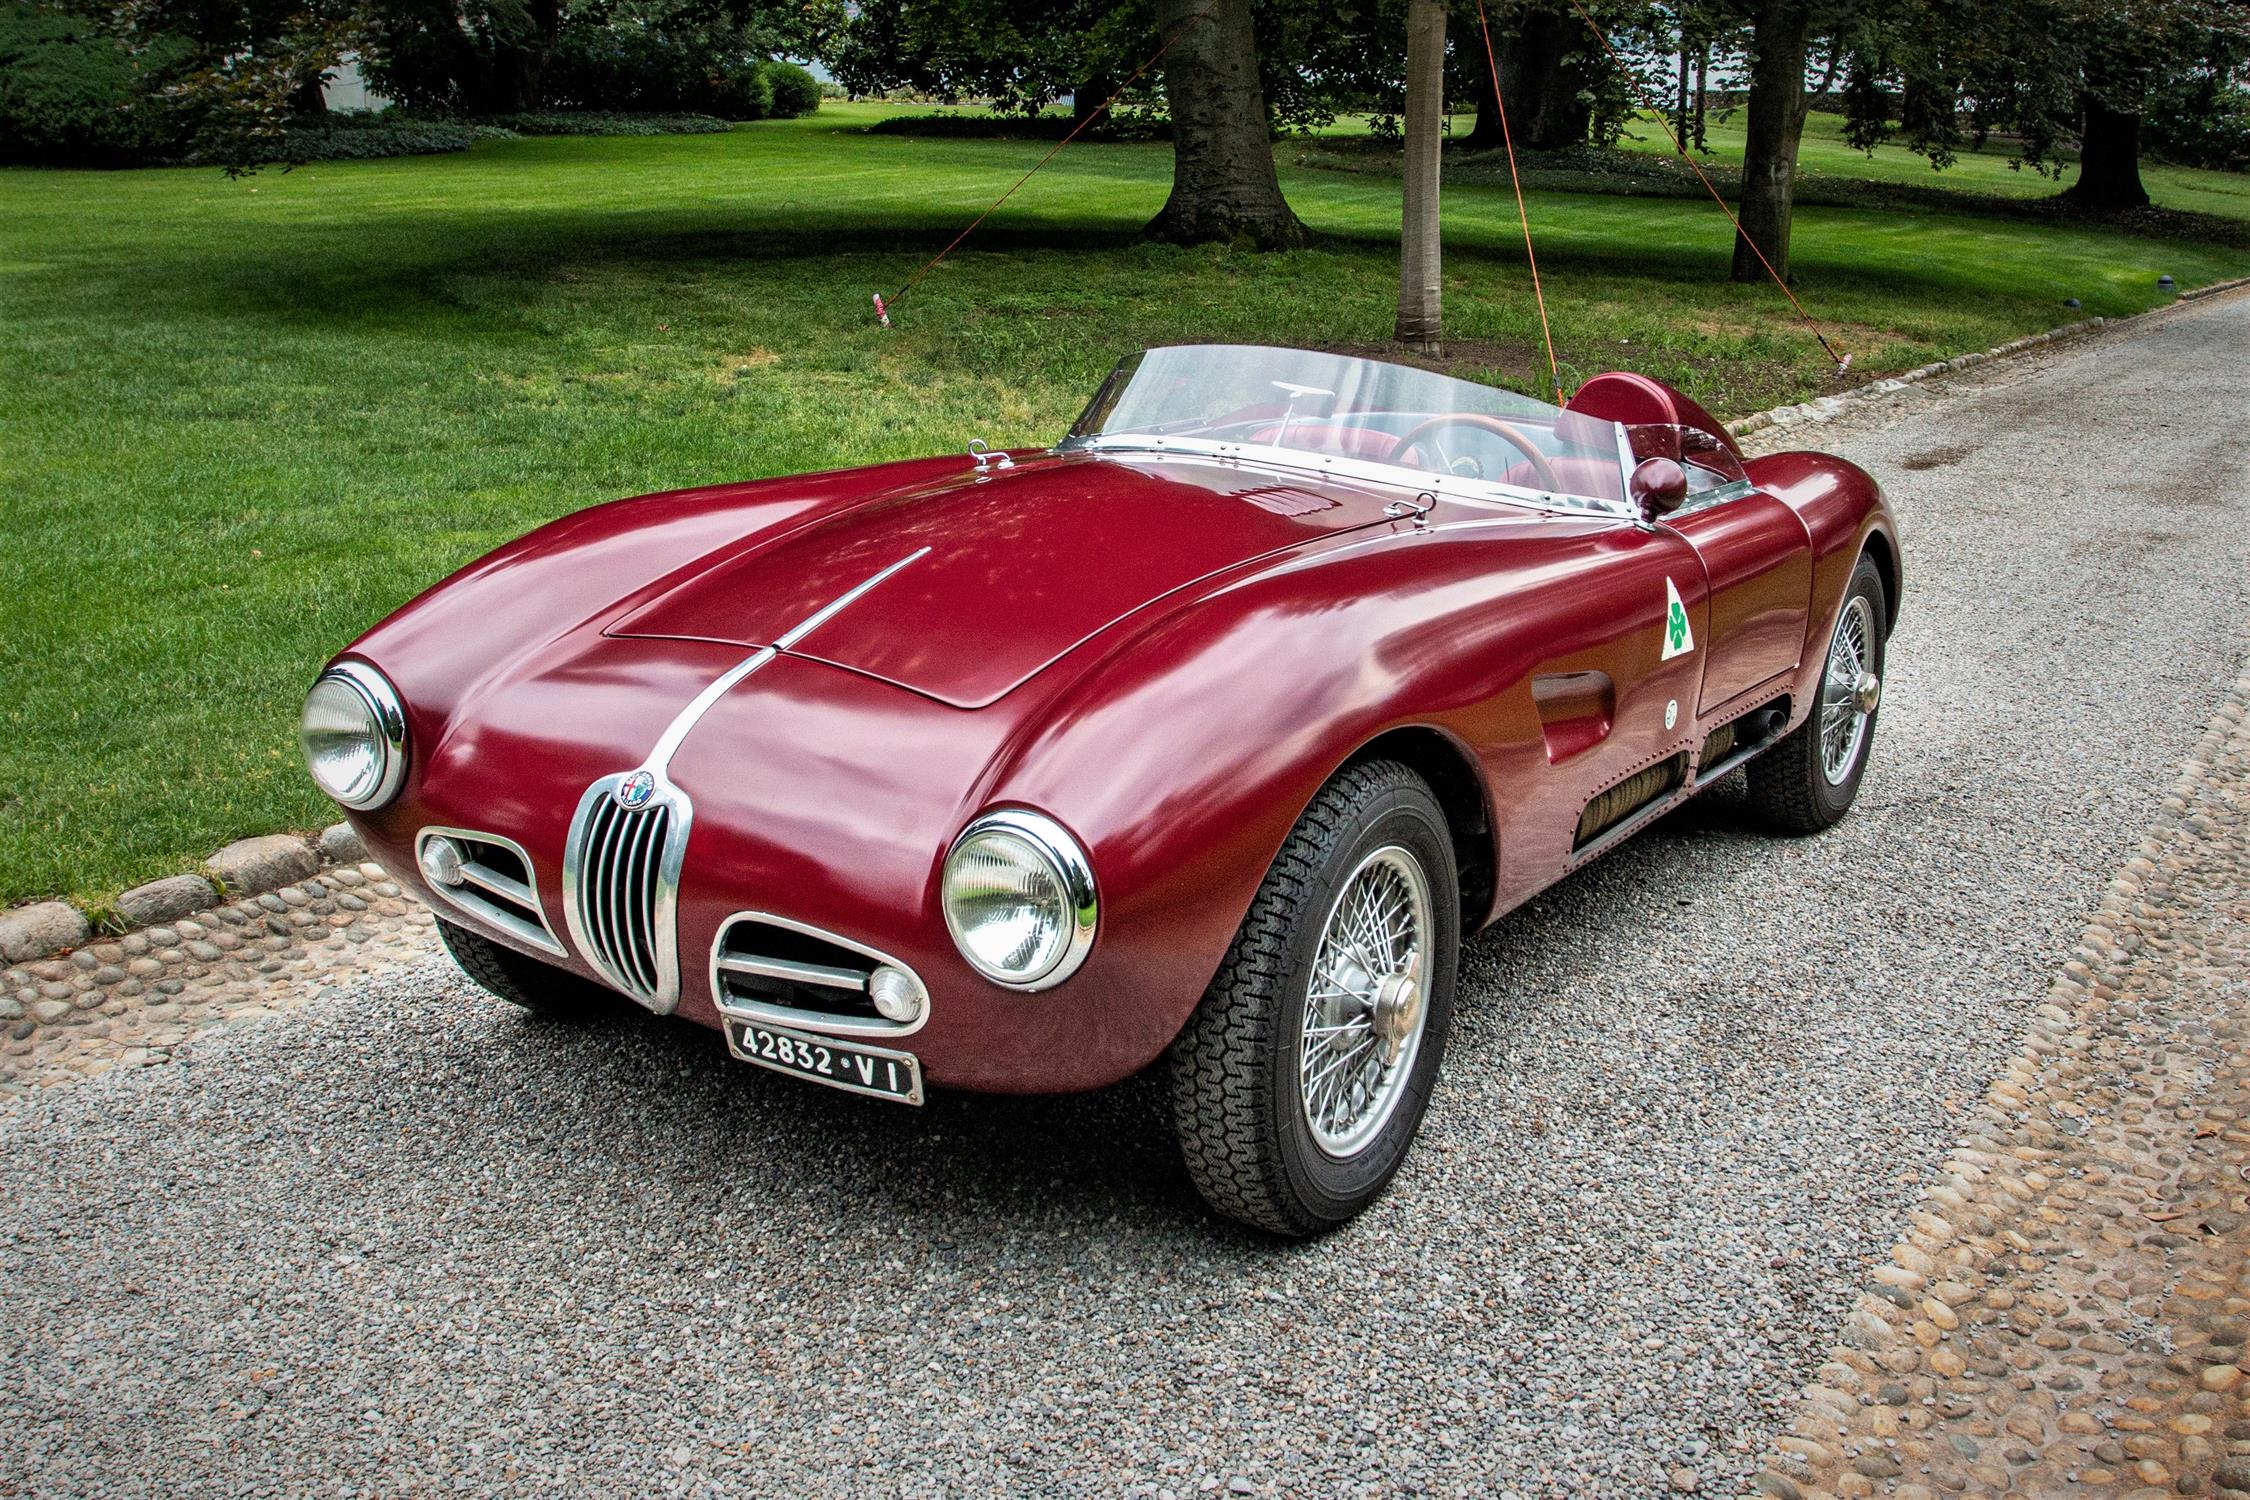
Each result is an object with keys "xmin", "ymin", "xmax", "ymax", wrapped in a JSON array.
[
  {"xmin": 481, "ymin": 0, "xmax": 562, "ymax": 113},
  {"xmin": 1395, "ymin": 0, "xmax": 1445, "ymax": 353},
  {"xmin": 1675, "ymin": 41, "xmax": 1690, "ymax": 145},
  {"xmin": 1073, "ymin": 75, "xmax": 1115, "ymax": 128},
  {"xmin": 2066, "ymin": 92, "xmax": 2150, "ymax": 208},
  {"xmin": 1497, "ymin": 8, "xmax": 1593, "ymax": 151},
  {"xmin": 1149, "ymin": 0, "xmax": 1306, "ymax": 247},
  {"xmin": 1466, "ymin": 42, "xmax": 1504, "ymax": 148},
  {"xmin": 290, "ymin": 74, "xmax": 329, "ymax": 117},
  {"xmin": 1731, "ymin": 0, "xmax": 1812, "ymax": 284},
  {"xmin": 1692, "ymin": 44, "xmax": 1708, "ymax": 151}
]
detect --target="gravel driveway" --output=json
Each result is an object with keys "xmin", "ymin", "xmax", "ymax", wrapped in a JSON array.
[{"xmin": 8, "ymin": 294, "xmax": 2250, "ymax": 1500}]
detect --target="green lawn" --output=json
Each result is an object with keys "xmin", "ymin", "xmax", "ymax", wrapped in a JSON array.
[
  {"xmin": 1615, "ymin": 107, "xmax": 2250, "ymax": 224},
  {"xmin": 4, "ymin": 101, "xmax": 2246, "ymax": 907}
]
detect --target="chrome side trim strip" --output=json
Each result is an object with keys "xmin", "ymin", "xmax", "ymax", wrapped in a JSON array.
[
  {"xmin": 1691, "ymin": 734, "xmax": 1782, "ymax": 788},
  {"xmin": 414, "ymin": 826, "xmax": 567, "ymax": 958},
  {"xmin": 709, "ymin": 911, "xmax": 932, "ymax": 1041},
  {"xmin": 1564, "ymin": 780, "xmax": 1690, "ymax": 871}
]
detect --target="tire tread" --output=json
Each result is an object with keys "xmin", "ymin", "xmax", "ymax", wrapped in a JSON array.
[
  {"xmin": 1168, "ymin": 759, "xmax": 1433, "ymax": 1236},
  {"xmin": 1746, "ymin": 554, "xmax": 1886, "ymax": 835},
  {"xmin": 436, "ymin": 917, "xmax": 616, "ymax": 1019}
]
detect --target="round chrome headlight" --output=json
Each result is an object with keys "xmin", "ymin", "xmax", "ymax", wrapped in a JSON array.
[
  {"xmin": 299, "ymin": 661, "xmax": 407, "ymax": 811},
  {"xmin": 941, "ymin": 809, "xmax": 1097, "ymax": 990}
]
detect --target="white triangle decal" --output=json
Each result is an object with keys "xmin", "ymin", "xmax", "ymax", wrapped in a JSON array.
[{"xmin": 1661, "ymin": 577, "xmax": 1695, "ymax": 661}]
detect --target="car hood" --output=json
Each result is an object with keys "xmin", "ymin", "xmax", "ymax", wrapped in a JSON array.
[{"xmin": 607, "ymin": 451, "xmax": 1396, "ymax": 708}]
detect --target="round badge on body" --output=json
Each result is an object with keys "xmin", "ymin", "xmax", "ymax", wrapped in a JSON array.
[{"xmin": 616, "ymin": 770, "xmax": 657, "ymax": 810}]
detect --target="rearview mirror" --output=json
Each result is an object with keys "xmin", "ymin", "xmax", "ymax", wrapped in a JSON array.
[{"xmin": 1630, "ymin": 457, "xmax": 1688, "ymax": 520}]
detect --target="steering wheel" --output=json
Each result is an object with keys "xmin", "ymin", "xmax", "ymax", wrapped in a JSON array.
[{"xmin": 1388, "ymin": 414, "xmax": 1560, "ymax": 492}]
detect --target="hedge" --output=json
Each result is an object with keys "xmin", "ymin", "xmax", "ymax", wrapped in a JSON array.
[
  {"xmin": 478, "ymin": 110, "xmax": 732, "ymax": 136},
  {"xmin": 261, "ymin": 118, "xmax": 480, "ymax": 163},
  {"xmin": 0, "ymin": 3, "xmax": 190, "ymax": 167}
]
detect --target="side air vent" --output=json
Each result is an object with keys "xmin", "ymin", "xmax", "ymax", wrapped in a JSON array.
[
  {"xmin": 563, "ymin": 775, "xmax": 692, "ymax": 1014},
  {"xmin": 415, "ymin": 829, "xmax": 565, "ymax": 957},
  {"xmin": 1575, "ymin": 752, "xmax": 1689, "ymax": 849},
  {"xmin": 1698, "ymin": 722, "xmax": 1738, "ymax": 769},
  {"xmin": 710, "ymin": 914, "xmax": 930, "ymax": 1040}
]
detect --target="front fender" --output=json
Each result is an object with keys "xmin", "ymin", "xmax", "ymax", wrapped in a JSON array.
[{"xmin": 969, "ymin": 521, "xmax": 1598, "ymax": 1072}]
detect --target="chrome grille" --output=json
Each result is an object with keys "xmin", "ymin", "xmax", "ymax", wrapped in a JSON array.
[{"xmin": 563, "ymin": 774, "xmax": 691, "ymax": 1014}]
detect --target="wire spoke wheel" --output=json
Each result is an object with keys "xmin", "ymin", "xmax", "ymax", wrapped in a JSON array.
[
  {"xmin": 1746, "ymin": 553, "xmax": 1888, "ymax": 836},
  {"xmin": 1819, "ymin": 594, "xmax": 1878, "ymax": 786},
  {"xmin": 1299, "ymin": 845, "xmax": 1433, "ymax": 1158}
]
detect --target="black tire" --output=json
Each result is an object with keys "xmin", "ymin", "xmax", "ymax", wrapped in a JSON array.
[
  {"xmin": 435, "ymin": 917, "xmax": 620, "ymax": 1020},
  {"xmin": 1747, "ymin": 552, "xmax": 1888, "ymax": 835},
  {"xmin": 1168, "ymin": 759, "xmax": 1460, "ymax": 1236}
]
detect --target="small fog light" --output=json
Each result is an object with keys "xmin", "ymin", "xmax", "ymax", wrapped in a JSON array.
[
  {"xmin": 419, "ymin": 836, "xmax": 465, "ymax": 888},
  {"xmin": 868, "ymin": 966, "xmax": 925, "ymax": 1025}
]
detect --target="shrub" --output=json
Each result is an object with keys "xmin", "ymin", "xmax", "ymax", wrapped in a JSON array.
[
  {"xmin": 761, "ymin": 61, "xmax": 820, "ymax": 120},
  {"xmin": 2146, "ymin": 82, "xmax": 2250, "ymax": 171},
  {"xmin": 862, "ymin": 110, "xmax": 1168, "ymax": 142},
  {"xmin": 261, "ymin": 117, "xmax": 479, "ymax": 163},
  {"xmin": 708, "ymin": 64, "xmax": 772, "ymax": 123},
  {"xmin": 539, "ymin": 21, "xmax": 781, "ymax": 120},
  {"xmin": 478, "ymin": 110, "xmax": 730, "ymax": 136},
  {"xmin": 0, "ymin": 3, "xmax": 191, "ymax": 166}
]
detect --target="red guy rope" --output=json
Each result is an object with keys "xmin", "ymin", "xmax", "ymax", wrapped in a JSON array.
[
  {"xmin": 1558, "ymin": 0, "xmax": 1851, "ymax": 373},
  {"xmin": 1473, "ymin": 0, "xmax": 1565, "ymax": 404}
]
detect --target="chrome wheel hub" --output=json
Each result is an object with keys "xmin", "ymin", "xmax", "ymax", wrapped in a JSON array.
[
  {"xmin": 1300, "ymin": 846, "xmax": 1433, "ymax": 1158},
  {"xmin": 1371, "ymin": 962, "xmax": 1423, "ymax": 1063},
  {"xmin": 1819, "ymin": 595, "xmax": 1879, "ymax": 787}
]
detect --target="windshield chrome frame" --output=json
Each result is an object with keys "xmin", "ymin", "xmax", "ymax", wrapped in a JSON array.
[{"xmin": 1055, "ymin": 431, "xmax": 1639, "ymax": 522}]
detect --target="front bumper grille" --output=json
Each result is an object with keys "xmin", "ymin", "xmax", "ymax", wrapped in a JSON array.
[
  {"xmin": 710, "ymin": 913, "xmax": 930, "ymax": 1040},
  {"xmin": 562, "ymin": 773, "xmax": 692, "ymax": 1014},
  {"xmin": 415, "ymin": 827, "xmax": 566, "ymax": 957}
]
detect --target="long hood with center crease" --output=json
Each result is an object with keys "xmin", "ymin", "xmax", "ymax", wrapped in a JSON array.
[{"xmin": 605, "ymin": 451, "xmax": 1396, "ymax": 708}]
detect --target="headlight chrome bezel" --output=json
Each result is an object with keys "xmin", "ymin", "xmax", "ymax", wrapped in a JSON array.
[
  {"xmin": 942, "ymin": 808, "xmax": 1098, "ymax": 991},
  {"xmin": 301, "ymin": 660, "xmax": 408, "ymax": 811}
]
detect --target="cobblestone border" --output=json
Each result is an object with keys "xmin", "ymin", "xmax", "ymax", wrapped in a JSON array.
[
  {"xmin": 0, "ymin": 823, "xmax": 368, "ymax": 965},
  {"xmin": 0, "ymin": 861, "xmax": 436, "ymax": 1103},
  {"xmin": 1753, "ymin": 658, "xmax": 2250, "ymax": 1500}
]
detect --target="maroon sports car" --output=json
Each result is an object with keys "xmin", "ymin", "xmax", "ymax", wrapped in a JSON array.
[{"xmin": 300, "ymin": 344, "xmax": 1898, "ymax": 1234}]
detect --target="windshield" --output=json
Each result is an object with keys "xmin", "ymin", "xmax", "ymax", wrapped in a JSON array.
[{"xmin": 1062, "ymin": 344, "xmax": 1632, "ymax": 513}]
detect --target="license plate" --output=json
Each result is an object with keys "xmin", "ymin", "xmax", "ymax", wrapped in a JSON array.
[{"xmin": 723, "ymin": 1018, "xmax": 924, "ymax": 1105}]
